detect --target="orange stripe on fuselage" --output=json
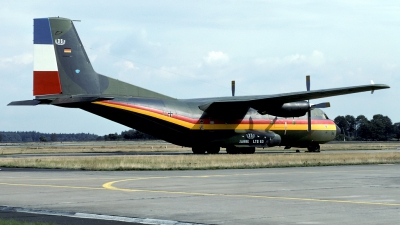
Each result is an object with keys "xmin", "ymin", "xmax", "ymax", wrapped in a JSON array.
[{"xmin": 93, "ymin": 100, "xmax": 336, "ymax": 131}]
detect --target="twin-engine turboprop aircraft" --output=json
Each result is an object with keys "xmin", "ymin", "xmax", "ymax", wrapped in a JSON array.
[{"xmin": 9, "ymin": 17, "xmax": 390, "ymax": 154}]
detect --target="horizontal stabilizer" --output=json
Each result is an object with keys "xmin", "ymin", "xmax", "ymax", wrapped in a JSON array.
[
  {"xmin": 50, "ymin": 96, "xmax": 114, "ymax": 105},
  {"xmin": 8, "ymin": 96, "xmax": 114, "ymax": 107},
  {"xmin": 8, "ymin": 100, "xmax": 43, "ymax": 106}
]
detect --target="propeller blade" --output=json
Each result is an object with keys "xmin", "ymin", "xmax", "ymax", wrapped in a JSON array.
[
  {"xmin": 231, "ymin": 80, "xmax": 235, "ymax": 96},
  {"xmin": 306, "ymin": 75, "xmax": 311, "ymax": 134},
  {"xmin": 307, "ymin": 109, "xmax": 311, "ymax": 134},
  {"xmin": 311, "ymin": 102, "xmax": 331, "ymax": 109}
]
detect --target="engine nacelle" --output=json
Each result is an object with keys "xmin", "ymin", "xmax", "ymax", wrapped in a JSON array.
[{"xmin": 257, "ymin": 101, "xmax": 309, "ymax": 117}]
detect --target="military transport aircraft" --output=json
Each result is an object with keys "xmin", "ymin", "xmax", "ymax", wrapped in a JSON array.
[{"xmin": 9, "ymin": 17, "xmax": 390, "ymax": 154}]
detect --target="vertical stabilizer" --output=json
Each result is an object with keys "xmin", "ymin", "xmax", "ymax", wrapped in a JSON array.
[
  {"xmin": 32, "ymin": 17, "xmax": 173, "ymax": 100},
  {"xmin": 33, "ymin": 17, "xmax": 107, "ymax": 97},
  {"xmin": 33, "ymin": 18, "xmax": 62, "ymax": 95}
]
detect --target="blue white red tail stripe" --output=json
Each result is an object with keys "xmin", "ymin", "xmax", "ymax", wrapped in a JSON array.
[
  {"xmin": 33, "ymin": 18, "xmax": 62, "ymax": 96},
  {"xmin": 33, "ymin": 18, "xmax": 53, "ymax": 44}
]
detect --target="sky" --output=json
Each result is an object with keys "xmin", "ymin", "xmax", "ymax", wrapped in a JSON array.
[{"xmin": 1, "ymin": 1, "xmax": 399, "ymax": 135}]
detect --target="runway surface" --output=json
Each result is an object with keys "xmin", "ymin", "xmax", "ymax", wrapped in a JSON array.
[{"xmin": 0, "ymin": 165, "xmax": 399, "ymax": 224}]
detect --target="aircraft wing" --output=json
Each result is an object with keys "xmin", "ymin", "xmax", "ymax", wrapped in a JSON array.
[{"xmin": 198, "ymin": 84, "xmax": 390, "ymax": 115}]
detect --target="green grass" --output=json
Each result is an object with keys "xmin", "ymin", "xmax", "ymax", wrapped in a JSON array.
[
  {"xmin": 0, "ymin": 219, "xmax": 56, "ymax": 225},
  {"xmin": 1, "ymin": 153, "xmax": 399, "ymax": 170},
  {"xmin": 1, "ymin": 142, "xmax": 400, "ymax": 156}
]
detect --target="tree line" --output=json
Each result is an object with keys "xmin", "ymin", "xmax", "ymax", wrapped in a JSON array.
[
  {"xmin": 334, "ymin": 114, "xmax": 400, "ymax": 141},
  {"xmin": 104, "ymin": 130, "xmax": 156, "ymax": 141},
  {"xmin": 0, "ymin": 131, "xmax": 101, "ymax": 143},
  {"xmin": 0, "ymin": 130, "xmax": 156, "ymax": 143},
  {"xmin": 2, "ymin": 115, "xmax": 399, "ymax": 143}
]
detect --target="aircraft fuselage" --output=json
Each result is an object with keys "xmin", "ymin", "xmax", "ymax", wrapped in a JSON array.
[{"xmin": 79, "ymin": 97, "xmax": 338, "ymax": 149}]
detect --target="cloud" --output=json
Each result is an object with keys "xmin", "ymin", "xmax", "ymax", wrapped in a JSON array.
[
  {"xmin": 382, "ymin": 63, "xmax": 397, "ymax": 71},
  {"xmin": 0, "ymin": 53, "xmax": 32, "ymax": 68},
  {"xmin": 254, "ymin": 50, "xmax": 325, "ymax": 68},
  {"xmin": 113, "ymin": 60, "xmax": 138, "ymax": 71},
  {"xmin": 203, "ymin": 51, "xmax": 229, "ymax": 66}
]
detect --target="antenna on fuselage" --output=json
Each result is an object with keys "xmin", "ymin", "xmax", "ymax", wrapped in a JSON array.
[{"xmin": 231, "ymin": 80, "xmax": 235, "ymax": 96}]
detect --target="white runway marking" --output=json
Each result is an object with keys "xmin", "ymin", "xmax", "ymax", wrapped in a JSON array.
[{"xmin": 1, "ymin": 206, "xmax": 208, "ymax": 225}]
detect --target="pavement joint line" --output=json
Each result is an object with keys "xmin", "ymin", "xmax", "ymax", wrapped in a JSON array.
[
  {"xmin": 0, "ymin": 182, "xmax": 104, "ymax": 190},
  {"xmin": 0, "ymin": 169, "xmax": 387, "ymax": 181},
  {"xmin": 4, "ymin": 179, "xmax": 400, "ymax": 207},
  {"xmin": 102, "ymin": 179, "xmax": 400, "ymax": 207},
  {"xmin": 0, "ymin": 206, "xmax": 208, "ymax": 225},
  {"xmin": 1, "ymin": 168, "xmax": 398, "ymax": 207}
]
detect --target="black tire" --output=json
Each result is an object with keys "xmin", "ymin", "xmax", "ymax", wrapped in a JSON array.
[
  {"xmin": 192, "ymin": 147, "xmax": 206, "ymax": 154},
  {"xmin": 240, "ymin": 147, "xmax": 255, "ymax": 154},
  {"xmin": 307, "ymin": 144, "xmax": 320, "ymax": 152},
  {"xmin": 207, "ymin": 147, "xmax": 220, "ymax": 154},
  {"xmin": 226, "ymin": 147, "xmax": 240, "ymax": 154}
]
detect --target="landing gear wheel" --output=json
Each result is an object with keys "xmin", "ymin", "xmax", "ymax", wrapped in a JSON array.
[
  {"xmin": 307, "ymin": 144, "xmax": 320, "ymax": 152},
  {"xmin": 226, "ymin": 147, "xmax": 240, "ymax": 154},
  {"xmin": 226, "ymin": 147, "xmax": 255, "ymax": 154},
  {"xmin": 192, "ymin": 147, "xmax": 206, "ymax": 154},
  {"xmin": 207, "ymin": 147, "xmax": 220, "ymax": 154},
  {"xmin": 240, "ymin": 147, "xmax": 256, "ymax": 154}
]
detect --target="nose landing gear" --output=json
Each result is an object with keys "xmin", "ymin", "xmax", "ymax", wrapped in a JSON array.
[{"xmin": 307, "ymin": 144, "xmax": 321, "ymax": 152}]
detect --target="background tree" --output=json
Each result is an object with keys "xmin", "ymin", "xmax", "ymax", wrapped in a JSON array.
[
  {"xmin": 370, "ymin": 114, "xmax": 393, "ymax": 141},
  {"xmin": 345, "ymin": 115, "xmax": 356, "ymax": 138},
  {"xmin": 121, "ymin": 130, "xmax": 137, "ymax": 140},
  {"xmin": 355, "ymin": 115, "xmax": 371, "ymax": 140},
  {"xmin": 107, "ymin": 133, "xmax": 120, "ymax": 141},
  {"xmin": 39, "ymin": 136, "xmax": 47, "ymax": 142},
  {"xmin": 394, "ymin": 123, "xmax": 400, "ymax": 141},
  {"xmin": 50, "ymin": 133, "xmax": 58, "ymax": 142},
  {"xmin": 334, "ymin": 116, "xmax": 348, "ymax": 133}
]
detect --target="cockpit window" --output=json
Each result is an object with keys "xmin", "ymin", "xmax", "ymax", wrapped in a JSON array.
[{"xmin": 310, "ymin": 109, "xmax": 329, "ymax": 119}]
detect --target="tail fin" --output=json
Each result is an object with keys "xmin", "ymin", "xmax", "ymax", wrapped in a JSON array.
[
  {"xmin": 32, "ymin": 17, "xmax": 172, "ymax": 99},
  {"xmin": 33, "ymin": 17, "xmax": 105, "ymax": 96}
]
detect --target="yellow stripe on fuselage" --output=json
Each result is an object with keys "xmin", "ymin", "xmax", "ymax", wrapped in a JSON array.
[
  {"xmin": 192, "ymin": 124, "xmax": 337, "ymax": 131},
  {"xmin": 93, "ymin": 101, "xmax": 194, "ymax": 129},
  {"xmin": 93, "ymin": 101, "xmax": 336, "ymax": 132}
]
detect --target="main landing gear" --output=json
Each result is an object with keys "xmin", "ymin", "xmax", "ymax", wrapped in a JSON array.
[
  {"xmin": 307, "ymin": 144, "xmax": 321, "ymax": 152},
  {"xmin": 226, "ymin": 147, "xmax": 255, "ymax": 154},
  {"xmin": 192, "ymin": 146, "xmax": 220, "ymax": 154},
  {"xmin": 191, "ymin": 146, "xmax": 256, "ymax": 154}
]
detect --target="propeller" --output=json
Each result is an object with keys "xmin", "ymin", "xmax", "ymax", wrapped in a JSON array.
[
  {"xmin": 232, "ymin": 80, "xmax": 235, "ymax": 96},
  {"xmin": 306, "ymin": 75, "xmax": 330, "ymax": 134}
]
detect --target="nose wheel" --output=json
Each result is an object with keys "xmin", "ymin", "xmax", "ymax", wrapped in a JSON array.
[{"xmin": 307, "ymin": 144, "xmax": 320, "ymax": 152}]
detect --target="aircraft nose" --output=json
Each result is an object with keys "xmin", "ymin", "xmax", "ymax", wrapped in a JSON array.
[{"xmin": 335, "ymin": 125, "xmax": 341, "ymax": 136}]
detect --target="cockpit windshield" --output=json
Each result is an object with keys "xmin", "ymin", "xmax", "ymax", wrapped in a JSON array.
[{"xmin": 311, "ymin": 108, "xmax": 329, "ymax": 119}]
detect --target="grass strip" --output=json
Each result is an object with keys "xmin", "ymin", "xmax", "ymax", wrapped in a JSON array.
[
  {"xmin": 1, "ymin": 142, "xmax": 400, "ymax": 155},
  {"xmin": 0, "ymin": 219, "xmax": 56, "ymax": 225},
  {"xmin": 0, "ymin": 153, "xmax": 399, "ymax": 170}
]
